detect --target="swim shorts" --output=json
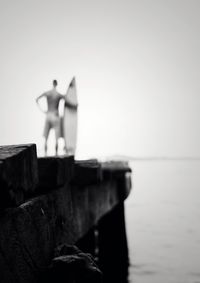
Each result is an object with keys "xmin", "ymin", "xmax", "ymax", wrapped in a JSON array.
[{"xmin": 43, "ymin": 112, "xmax": 61, "ymax": 139}]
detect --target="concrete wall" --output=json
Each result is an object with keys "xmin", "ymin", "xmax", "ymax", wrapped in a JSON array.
[{"xmin": 0, "ymin": 144, "xmax": 132, "ymax": 283}]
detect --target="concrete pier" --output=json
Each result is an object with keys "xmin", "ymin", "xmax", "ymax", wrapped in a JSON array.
[{"xmin": 0, "ymin": 144, "xmax": 132, "ymax": 283}]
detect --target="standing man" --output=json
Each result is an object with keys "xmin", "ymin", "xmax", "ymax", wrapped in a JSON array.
[{"xmin": 36, "ymin": 80, "xmax": 64, "ymax": 155}]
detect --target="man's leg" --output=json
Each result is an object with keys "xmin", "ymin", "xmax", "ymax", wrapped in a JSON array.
[
  {"xmin": 55, "ymin": 125, "xmax": 60, "ymax": 156},
  {"xmin": 55, "ymin": 137, "xmax": 58, "ymax": 155},
  {"xmin": 54, "ymin": 116, "xmax": 62, "ymax": 155},
  {"xmin": 44, "ymin": 138, "xmax": 48, "ymax": 156},
  {"xmin": 43, "ymin": 117, "xmax": 50, "ymax": 156}
]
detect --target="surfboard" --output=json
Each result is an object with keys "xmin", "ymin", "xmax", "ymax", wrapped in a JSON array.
[{"xmin": 62, "ymin": 77, "xmax": 78, "ymax": 156}]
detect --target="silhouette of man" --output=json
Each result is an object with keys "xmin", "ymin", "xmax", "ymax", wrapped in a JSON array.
[{"xmin": 36, "ymin": 80, "xmax": 64, "ymax": 155}]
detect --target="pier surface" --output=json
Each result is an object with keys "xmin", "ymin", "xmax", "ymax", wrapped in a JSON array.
[{"xmin": 0, "ymin": 144, "xmax": 132, "ymax": 283}]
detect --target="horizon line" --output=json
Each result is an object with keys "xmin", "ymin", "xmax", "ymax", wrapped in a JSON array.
[
  {"xmin": 131, "ymin": 157, "xmax": 200, "ymax": 161},
  {"xmin": 108, "ymin": 155, "xmax": 200, "ymax": 161}
]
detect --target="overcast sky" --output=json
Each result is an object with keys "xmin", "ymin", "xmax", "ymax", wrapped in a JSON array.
[{"xmin": 0, "ymin": 0, "xmax": 200, "ymax": 158}]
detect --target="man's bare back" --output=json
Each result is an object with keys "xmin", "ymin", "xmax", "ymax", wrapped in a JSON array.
[
  {"xmin": 36, "ymin": 80, "xmax": 64, "ymax": 155},
  {"xmin": 45, "ymin": 89, "xmax": 64, "ymax": 115}
]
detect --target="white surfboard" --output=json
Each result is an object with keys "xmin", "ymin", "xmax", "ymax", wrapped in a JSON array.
[{"xmin": 63, "ymin": 77, "xmax": 78, "ymax": 156}]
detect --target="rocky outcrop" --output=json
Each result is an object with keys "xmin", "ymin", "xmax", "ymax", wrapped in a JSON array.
[{"xmin": 39, "ymin": 245, "xmax": 102, "ymax": 283}]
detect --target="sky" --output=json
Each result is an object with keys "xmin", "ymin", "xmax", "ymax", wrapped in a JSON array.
[{"xmin": 0, "ymin": 0, "xmax": 200, "ymax": 158}]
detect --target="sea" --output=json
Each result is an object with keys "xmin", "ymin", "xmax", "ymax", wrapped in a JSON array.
[{"xmin": 125, "ymin": 160, "xmax": 200, "ymax": 283}]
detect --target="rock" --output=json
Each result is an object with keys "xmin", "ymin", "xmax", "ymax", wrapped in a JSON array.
[{"xmin": 39, "ymin": 244, "xmax": 102, "ymax": 283}]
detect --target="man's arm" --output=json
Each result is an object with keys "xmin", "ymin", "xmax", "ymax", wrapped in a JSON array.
[
  {"xmin": 36, "ymin": 92, "xmax": 46, "ymax": 103},
  {"xmin": 65, "ymin": 98, "xmax": 78, "ymax": 110},
  {"xmin": 36, "ymin": 92, "xmax": 47, "ymax": 113},
  {"xmin": 60, "ymin": 94, "xmax": 78, "ymax": 110}
]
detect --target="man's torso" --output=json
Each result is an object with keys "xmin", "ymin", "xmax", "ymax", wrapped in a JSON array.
[{"xmin": 45, "ymin": 89, "xmax": 64, "ymax": 115}]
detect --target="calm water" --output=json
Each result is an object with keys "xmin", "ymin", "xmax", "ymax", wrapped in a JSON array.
[{"xmin": 125, "ymin": 160, "xmax": 200, "ymax": 283}]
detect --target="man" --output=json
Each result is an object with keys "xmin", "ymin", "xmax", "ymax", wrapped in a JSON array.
[{"xmin": 36, "ymin": 80, "xmax": 64, "ymax": 155}]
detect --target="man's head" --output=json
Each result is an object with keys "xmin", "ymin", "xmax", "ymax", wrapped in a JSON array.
[{"xmin": 53, "ymin": 80, "xmax": 58, "ymax": 87}]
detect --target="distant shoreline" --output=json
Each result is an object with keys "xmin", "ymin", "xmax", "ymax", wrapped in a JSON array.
[
  {"xmin": 106, "ymin": 156, "xmax": 200, "ymax": 162},
  {"xmin": 131, "ymin": 157, "xmax": 200, "ymax": 161}
]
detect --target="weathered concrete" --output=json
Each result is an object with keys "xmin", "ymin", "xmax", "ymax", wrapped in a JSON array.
[
  {"xmin": 0, "ymin": 144, "xmax": 38, "ymax": 208},
  {"xmin": 98, "ymin": 203, "xmax": 129, "ymax": 283},
  {"xmin": 72, "ymin": 159, "xmax": 102, "ymax": 186},
  {"xmin": 37, "ymin": 155, "xmax": 74, "ymax": 192},
  {"xmin": 0, "ymin": 144, "xmax": 132, "ymax": 283}
]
